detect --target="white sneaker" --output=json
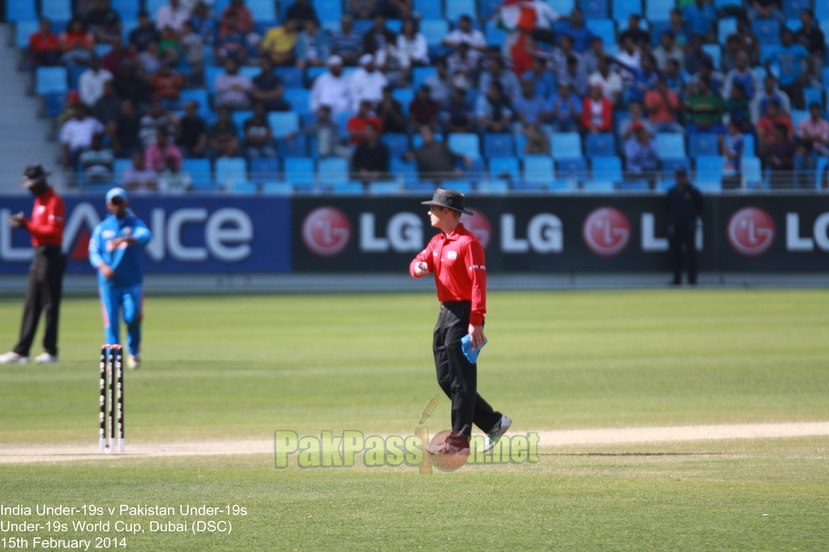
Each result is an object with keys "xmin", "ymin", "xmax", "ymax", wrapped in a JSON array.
[
  {"xmin": 33, "ymin": 353, "xmax": 58, "ymax": 364},
  {"xmin": 0, "ymin": 351, "xmax": 28, "ymax": 364},
  {"xmin": 127, "ymin": 355, "xmax": 140, "ymax": 369},
  {"xmin": 483, "ymin": 415, "xmax": 512, "ymax": 452}
]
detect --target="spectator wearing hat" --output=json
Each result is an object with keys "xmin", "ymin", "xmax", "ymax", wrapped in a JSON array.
[
  {"xmin": 28, "ymin": 18, "xmax": 61, "ymax": 67},
  {"xmin": 61, "ymin": 104, "xmax": 105, "ymax": 170},
  {"xmin": 0, "ymin": 165, "xmax": 66, "ymax": 365},
  {"xmin": 310, "ymin": 56, "xmax": 352, "ymax": 115},
  {"xmin": 581, "ymin": 83, "xmax": 613, "ymax": 134},
  {"xmin": 653, "ymin": 31, "xmax": 683, "ymax": 72},
  {"xmin": 645, "ymin": 76, "xmax": 683, "ymax": 134},
  {"xmin": 352, "ymin": 125, "xmax": 390, "ymax": 184},
  {"xmin": 259, "ymin": 18, "xmax": 300, "ymax": 66},
  {"xmin": 346, "ymin": 99, "xmax": 384, "ymax": 145},
  {"xmin": 409, "ymin": 85, "xmax": 441, "ymax": 131},
  {"xmin": 624, "ymin": 121, "xmax": 659, "ymax": 184},
  {"xmin": 329, "ymin": 14, "xmax": 363, "ymax": 66},
  {"xmin": 349, "ymin": 54, "xmax": 388, "ymax": 111},
  {"xmin": 544, "ymin": 81, "xmax": 581, "ymax": 132},
  {"xmin": 666, "ymin": 168, "xmax": 703, "ymax": 286},
  {"xmin": 252, "ymin": 57, "xmax": 292, "ymax": 112}
]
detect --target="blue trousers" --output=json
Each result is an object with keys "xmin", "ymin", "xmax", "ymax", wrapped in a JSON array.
[{"xmin": 99, "ymin": 284, "xmax": 143, "ymax": 356}]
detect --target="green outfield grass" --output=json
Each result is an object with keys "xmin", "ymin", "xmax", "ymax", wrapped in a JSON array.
[{"xmin": 0, "ymin": 290, "xmax": 828, "ymax": 550}]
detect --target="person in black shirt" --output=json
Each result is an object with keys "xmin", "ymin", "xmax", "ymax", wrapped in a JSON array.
[
  {"xmin": 251, "ymin": 57, "xmax": 292, "ymax": 112},
  {"xmin": 284, "ymin": 0, "xmax": 319, "ymax": 25},
  {"xmin": 113, "ymin": 60, "xmax": 150, "ymax": 109},
  {"xmin": 93, "ymin": 80, "xmax": 121, "ymax": 126},
  {"xmin": 85, "ymin": 0, "xmax": 121, "ymax": 45},
  {"xmin": 109, "ymin": 100, "xmax": 141, "ymax": 158},
  {"xmin": 375, "ymin": 85, "xmax": 407, "ymax": 133},
  {"xmin": 128, "ymin": 10, "xmax": 160, "ymax": 53},
  {"xmin": 666, "ymin": 168, "xmax": 703, "ymax": 285},
  {"xmin": 795, "ymin": 9, "xmax": 825, "ymax": 56},
  {"xmin": 244, "ymin": 102, "xmax": 277, "ymax": 158},
  {"xmin": 352, "ymin": 125, "xmax": 390, "ymax": 184},
  {"xmin": 363, "ymin": 14, "xmax": 397, "ymax": 56},
  {"xmin": 618, "ymin": 14, "xmax": 651, "ymax": 51},
  {"xmin": 176, "ymin": 100, "xmax": 208, "ymax": 157}
]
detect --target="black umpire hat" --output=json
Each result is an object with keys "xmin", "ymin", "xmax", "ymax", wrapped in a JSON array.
[
  {"xmin": 421, "ymin": 188, "xmax": 473, "ymax": 216},
  {"xmin": 20, "ymin": 163, "xmax": 50, "ymax": 188}
]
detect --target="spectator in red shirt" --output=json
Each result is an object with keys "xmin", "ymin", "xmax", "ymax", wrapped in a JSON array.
[
  {"xmin": 60, "ymin": 17, "xmax": 96, "ymax": 66},
  {"xmin": 757, "ymin": 100, "xmax": 793, "ymax": 147},
  {"xmin": 221, "ymin": 0, "xmax": 255, "ymax": 35},
  {"xmin": 148, "ymin": 62, "xmax": 185, "ymax": 108},
  {"xmin": 0, "ymin": 165, "xmax": 66, "ymax": 365},
  {"xmin": 645, "ymin": 76, "xmax": 684, "ymax": 134},
  {"xmin": 29, "ymin": 18, "xmax": 61, "ymax": 67},
  {"xmin": 408, "ymin": 84, "xmax": 440, "ymax": 131},
  {"xmin": 144, "ymin": 129, "xmax": 183, "ymax": 172},
  {"xmin": 581, "ymin": 83, "xmax": 613, "ymax": 133},
  {"xmin": 346, "ymin": 99, "xmax": 383, "ymax": 145},
  {"xmin": 101, "ymin": 36, "xmax": 136, "ymax": 74}
]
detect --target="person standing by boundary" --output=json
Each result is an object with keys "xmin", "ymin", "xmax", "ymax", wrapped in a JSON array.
[
  {"xmin": 89, "ymin": 188, "xmax": 152, "ymax": 369},
  {"xmin": 666, "ymin": 168, "xmax": 704, "ymax": 286},
  {"xmin": 0, "ymin": 164, "xmax": 67, "ymax": 365},
  {"xmin": 409, "ymin": 188, "xmax": 511, "ymax": 454}
]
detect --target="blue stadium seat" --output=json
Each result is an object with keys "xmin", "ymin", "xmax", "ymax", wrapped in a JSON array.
[
  {"xmin": 45, "ymin": 92, "xmax": 65, "ymax": 118},
  {"xmin": 448, "ymin": 133, "xmax": 481, "ymax": 159},
  {"xmin": 414, "ymin": 132, "xmax": 443, "ymax": 148},
  {"xmin": 760, "ymin": 44, "xmax": 783, "ymax": 63},
  {"xmin": 306, "ymin": 66, "xmax": 327, "ymax": 84},
  {"xmin": 816, "ymin": 157, "xmax": 829, "ymax": 190},
  {"xmin": 321, "ymin": 19, "xmax": 340, "ymax": 32},
  {"xmin": 112, "ymin": 0, "xmax": 140, "ymax": 17},
  {"xmin": 695, "ymin": 156, "xmax": 723, "ymax": 183},
  {"xmin": 548, "ymin": 180, "xmax": 577, "ymax": 192},
  {"xmin": 646, "ymin": 0, "xmax": 673, "ymax": 21},
  {"xmin": 718, "ymin": 18, "xmax": 737, "ymax": 44},
  {"xmin": 512, "ymin": 181, "xmax": 546, "ymax": 192},
  {"xmin": 586, "ymin": 19, "xmax": 615, "ymax": 45},
  {"xmin": 612, "ymin": 0, "xmax": 641, "ymax": 23},
  {"xmin": 688, "ymin": 133, "xmax": 718, "ymax": 157},
  {"xmin": 786, "ymin": 18, "xmax": 802, "ymax": 32},
  {"xmin": 232, "ymin": 111, "xmax": 253, "ymax": 136},
  {"xmin": 215, "ymin": 158, "xmax": 248, "ymax": 188},
  {"xmin": 284, "ymin": 157, "xmax": 316, "ymax": 188},
  {"xmin": 661, "ymin": 158, "xmax": 691, "ymax": 180},
  {"xmin": 819, "ymin": 20, "xmax": 829, "ymax": 42},
  {"xmin": 702, "ymin": 44, "xmax": 721, "ymax": 69},
  {"xmin": 413, "ymin": 66, "xmax": 437, "ymax": 90},
  {"xmin": 550, "ymin": 132, "xmax": 582, "ymax": 160},
  {"xmin": 41, "ymin": 0, "xmax": 71, "ymax": 23},
  {"xmin": 392, "ymin": 157, "xmax": 419, "ymax": 183},
  {"xmin": 656, "ymin": 133, "xmax": 685, "ymax": 158},
  {"xmin": 405, "ymin": 181, "xmax": 437, "ymax": 193},
  {"xmin": 649, "ymin": 21, "xmax": 671, "ymax": 46},
  {"xmin": 582, "ymin": 180, "xmax": 616, "ymax": 193},
  {"xmin": 368, "ymin": 182, "xmax": 401, "ymax": 194},
  {"xmin": 35, "ymin": 67, "xmax": 67, "ymax": 95},
  {"xmin": 381, "ymin": 133, "xmax": 410, "ymax": 158},
  {"xmin": 5, "ymin": 0, "xmax": 36, "ymax": 21},
  {"xmin": 146, "ymin": 0, "xmax": 167, "ymax": 15},
  {"xmin": 791, "ymin": 109, "xmax": 809, "ymax": 128},
  {"xmin": 250, "ymin": 157, "xmax": 280, "ymax": 180},
  {"xmin": 823, "ymin": 67, "xmax": 829, "ymax": 90},
  {"xmin": 15, "ymin": 19, "xmax": 38, "ymax": 49},
  {"xmin": 715, "ymin": 0, "xmax": 741, "ymax": 8},
  {"xmin": 331, "ymin": 182, "xmax": 364, "ymax": 194},
  {"xmin": 479, "ymin": 0, "xmax": 502, "ymax": 19},
  {"xmin": 477, "ymin": 180, "xmax": 508, "ymax": 193},
  {"xmin": 585, "ymin": 133, "xmax": 615, "ymax": 157},
  {"xmin": 442, "ymin": 180, "xmax": 473, "ymax": 193},
  {"xmin": 268, "ymin": 112, "xmax": 299, "ymax": 138},
  {"xmin": 523, "ymin": 155, "xmax": 555, "ymax": 185},
  {"xmin": 315, "ymin": 0, "xmax": 343, "ymax": 20},
  {"xmin": 483, "ymin": 133, "xmax": 514, "ymax": 157},
  {"xmin": 445, "ymin": 0, "xmax": 476, "ymax": 20},
  {"xmin": 206, "ymin": 66, "xmax": 224, "ymax": 92},
  {"xmin": 592, "ymin": 156, "xmax": 622, "ymax": 182},
  {"xmin": 318, "ymin": 157, "xmax": 349, "ymax": 185},
  {"xmin": 489, "ymin": 157, "xmax": 520, "ymax": 182},
  {"xmin": 392, "ymin": 88, "xmax": 414, "ymax": 115},
  {"xmin": 783, "ymin": 0, "xmax": 811, "ymax": 19},
  {"xmin": 581, "ymin": 0, "xmax": 608, "ymax": 19},
  {"xmin": 619, "ymin": 180, "xmax": 650, "ymax": 191},
  {"xmin": 695, "ymin": 180, "xmax": 722, "ymax": 192},
  {"xmin": 248, "ymin": 0, "xmax": 277, "ymax": 20},
  {"xmin": 183, "ymin": 159, "xmax": 215, "ymax": 190},
  {"xmin": 414, "ymin": 0, "xmax": 443, "ymax": 19},
  {"xmin": 231, "ymin": 181, "xmax": 259, "ymax": 194},
  {"xmin": 179, "ymin": 89, "xmax": 210, "ymax": 116},
  {"xmin": 804, "ymin": 87, "xmax": 824, "ymax": 109},
  {"xmin": 283, "ymin": 89, "xmax": 310, "ymax": 114},
  {"xmin": 485, "ymin": 20, "xmax": 508, "ymax": 47},
  {"xmin": 121, "ymin": 19, "xmax": 138, "ymax": 43},
  {"xmin": 742, "ymin": 134, "xmax": 755, "ymax": 156},
  {"xmin": 239, "ymin": 66, "xmax": 259, "ymax": 80},
  {"xmin": 275, "ymin": 67, "xmax": 303, "ymax": 89},
  {"xmin": 262, "ymin": 182, "xmax": 294, "ymax": 194},
  {"xmin": 112, "ymin": 159, "xmax": 132, "ymax": 186},
  {"xmin": 752, "ymin": 18, "xmax": 781, "ymax": 45},
  {"xmin": 556, "ymin": 158, "xmax": 588, "ymax": 182},
  {"xmin": 421, "ymin": 20, "xmax": 450, "ymax": 46},
  {"xmin": 548, "ymin": 0, "xmax": 575, "ymax": 14},
  {"xmin": 742, "ymin": 156, "xmax": 763, "ymax": 189}
]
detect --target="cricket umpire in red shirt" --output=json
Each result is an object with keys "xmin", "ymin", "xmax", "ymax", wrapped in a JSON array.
[
  {"xmin": 410, "ymin": 188, "xmax": 511, "ymax": 453},
  {"xmin": 0, "ymin": 165, "xmax": 67, "ymax": 365}
]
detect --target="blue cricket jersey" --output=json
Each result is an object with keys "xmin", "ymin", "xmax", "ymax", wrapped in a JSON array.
[{"xmin": 89, "ymin": 212, "xmax": 152, "ymax": 287}]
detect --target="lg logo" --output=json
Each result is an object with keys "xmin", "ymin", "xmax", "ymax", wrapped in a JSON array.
[
  {"xmin": 727, "ymin": 207, "xmax": 775, "ymax": 257},
  {"xmin": 301, "ymin": 207, "xmax": 352, "ymax": 257},
  {"xmin": 582, "ymin": 207, "xmax": 631, "ymax": 257}
]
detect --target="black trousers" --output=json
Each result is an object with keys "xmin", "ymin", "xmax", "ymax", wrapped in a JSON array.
[
  {"xmin": 13, "ymin": 246, "xmax": 66, "ymax": 357},
  {"xmin": 669, "ymin": 224, "xmax": 697, "ymax": 285},
  {"xmin": 433, "ymin": 301, "xmax": 502, "ymax": 438}
]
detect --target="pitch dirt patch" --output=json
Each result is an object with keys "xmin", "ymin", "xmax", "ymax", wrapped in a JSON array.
[{"xmin": 1, "ymin": 422, "xmax": 828, "ymax": 464}]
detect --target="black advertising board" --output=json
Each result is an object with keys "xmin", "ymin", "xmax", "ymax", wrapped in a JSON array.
[{"xmin": 291, "ymin": 194, "xmax": 829, "ymax": 273}]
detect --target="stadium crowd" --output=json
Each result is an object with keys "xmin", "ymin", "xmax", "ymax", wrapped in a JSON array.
[{"xmin": 21, "ymin": 0, "xmax": 829, "ymax": 191}]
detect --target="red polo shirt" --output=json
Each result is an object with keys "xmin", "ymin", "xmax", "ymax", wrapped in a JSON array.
[
  {"xmin": 410, "ymin": 223, "xmax": 487, "ymax": 325},
  {"xmin": 24, "ymin": 187, "xmax": 65, "ymax": 247}
]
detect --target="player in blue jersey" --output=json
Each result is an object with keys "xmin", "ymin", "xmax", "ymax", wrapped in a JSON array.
[{"xmin": 88, "ymin": 188, "xmax": 152, "ymax": 369}]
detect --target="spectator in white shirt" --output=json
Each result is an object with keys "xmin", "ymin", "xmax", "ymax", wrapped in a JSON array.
[
  {"xmin": 588, "ymin": 56, "xmax": 623, "ymax": 106},
  {"xmin": 78, "ymin": 56, "xmax": 113, "ymax": 107},
  {"xmin": 215, "ymin": 58, "xmax": 253, "ymax": 110},
  {"xmin": 396, "ymin": 17, "xmax": 428, "ymax": 67},
  {"xmin": 60, "ymin": 104, "xmax": 105, "ymax": 170},
  {"xmin": 310, "ymin": 55, "xmax": 352, "ymax": 115},
  {"xmin": 349, "ymin": 53, "xmax": 388, "ymax": 111},
  {"xmin": 155, "ymin": 0, "xmax": 191, "ymax": 33},
  {"xmin": 442, "ymin": 15, "xmax": 486, "ymax": 66}
]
